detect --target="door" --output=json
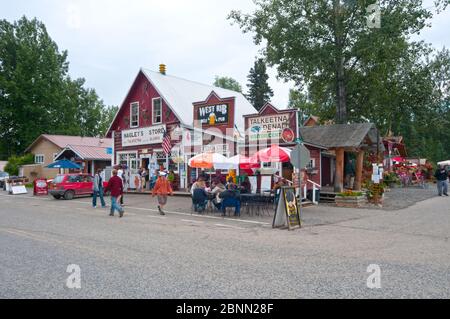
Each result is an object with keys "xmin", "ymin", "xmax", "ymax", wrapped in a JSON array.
[{"xmin": 80, "ymin": 175, "xmax": 93, "ymax": 194}]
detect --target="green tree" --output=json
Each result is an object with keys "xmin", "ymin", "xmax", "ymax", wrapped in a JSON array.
[
  {"xmin": 0, "ymin": 16, "xmax": 112, "ymax": 159},
  {"xmin": 99, "ymin": 105, "xmax": 119, "ymax": 136},
  {"xmin": 229, "ymin": 0, "xmax": 448, "ymax": 123},
  {"xmin": 4, "ymin": 153, "xmax": 34, "ymax": 176},
  {"xmin": 213, "ymin": 76, "xmax": 242, "ymax": 92},
  {"xmin": 246, "ymin": 58, "xmax": 273, "ymax": 110},
  {"xmin": 288, "ymin": 88, "xmax": 322, "ymax": 123}
]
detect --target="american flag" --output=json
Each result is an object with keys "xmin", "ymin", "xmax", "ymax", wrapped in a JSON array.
[{"xmin": 162, "ymin": 129, "xmax": 172, "ymax": 155}]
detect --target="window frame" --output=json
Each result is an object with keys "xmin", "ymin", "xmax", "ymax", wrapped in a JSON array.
[
  {"xmin": 35, "ymin": 154, "xmax": 45, "ymax": 164},
  {"xmin": 130, "ymin": 102, "xmax": 139, "ymax": 128},
  {"xmin": 152, "ymin": 97, "xmax": 162, "ymax": 124}
]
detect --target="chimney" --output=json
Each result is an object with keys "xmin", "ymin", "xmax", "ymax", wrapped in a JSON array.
[{"xmin": 159, "ymin": 64, "xmax": 166, "ymax": 75}]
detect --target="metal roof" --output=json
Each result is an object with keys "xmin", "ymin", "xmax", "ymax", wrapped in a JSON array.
[
  {"xmin": 25, "ymin": 134, "xmax": 112, "ymax": 153},
  {"xmin": 300, "ymin": 123, "xmax": 385, "ymax": 150},
  {"xmin": 62, "ymin": 144, "xmax": 112, "ymax": 161}
]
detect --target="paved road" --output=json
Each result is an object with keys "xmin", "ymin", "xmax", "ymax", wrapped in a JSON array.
[{"xmin": 0, "ymin": 191, "xmax": 449, "ymax": 298}]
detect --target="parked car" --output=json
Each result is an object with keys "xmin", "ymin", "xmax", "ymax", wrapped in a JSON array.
[
  {"xmin": 49, "ymin": 173, "xmax": 108, "ymax": 200},
  {"xmin": 0, "ymin": 171, "xmax": 9, "ymax": 189}
]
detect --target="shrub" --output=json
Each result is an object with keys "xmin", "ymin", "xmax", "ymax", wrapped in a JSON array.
[
  {"xmin": 336, "ymin": 190, "xmax": 363, "ymax": 197},
  {"xmin": 4, "ymin": 154, "xmax": 35, "ymax": 176}
]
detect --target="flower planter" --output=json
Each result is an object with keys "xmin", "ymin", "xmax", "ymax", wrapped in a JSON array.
[{"xmin": 335, "ymin": 195, "xmax": 367, "ymax": 208}]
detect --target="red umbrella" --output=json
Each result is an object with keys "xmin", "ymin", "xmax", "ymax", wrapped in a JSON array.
[{"xmin": 252, "ymin": 144, "xmax": 292, "ymax": 163}]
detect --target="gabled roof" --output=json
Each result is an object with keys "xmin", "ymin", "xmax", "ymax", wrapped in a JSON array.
[
  {"xmin": 25, "ymin": 134, "xmax": 112, "ymax": 153},
  {"xmin": 141, "ymin": 69, "xmax": 256, "ymax": 132},
  {"xmin": 56, "ymin": 144, "xmax": 112, "ymax": 161},
  {"xmin": 300, "ymin": 123, "xmax": 384, "ymax": 150}
]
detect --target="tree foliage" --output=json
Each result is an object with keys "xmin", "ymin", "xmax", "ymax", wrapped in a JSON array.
[
  {"xmin": 246, "ymin": 58, "xmax": 273, "ymax": 110},
  {"xmin": 230, "ymin": 0, "xmax": 450, "ymax": 162},
  {"xmin": 0, "ymin": 16, "xmax": 114, "ymax": 160},
  {"xmin": 4, "ymin": 153, "xmax": 34, "ymax": 176},
  {"xmin": 213, "ymin": 76, "xmax": 243, "ymax": 92}
]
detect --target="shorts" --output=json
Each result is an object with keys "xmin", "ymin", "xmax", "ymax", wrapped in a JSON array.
[{"xmin": 157, "ymin": 195, "xmax": 168, "ymax": 205}]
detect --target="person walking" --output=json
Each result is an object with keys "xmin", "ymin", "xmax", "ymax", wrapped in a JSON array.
[
  {"xmin": 152, "ymin": 171, "xmax": 173, "ymax": 215},
  {"xmin": 434, "ymin": 165, "xmax": 449, "ymax": 196},
  {"xmin": 105, "ymin": 169, "xmax": 125, "ymax": 218},
  {"xmin": 92, "ymin": 169, "xmax": 106, "ymax": 208},
  {"xmin": 117, "ymin": 165, "xmax": 126, "ymax": 205},
  {"xmin": 140, "ymin": 167, "xmax": 148, "ymax": 191}
]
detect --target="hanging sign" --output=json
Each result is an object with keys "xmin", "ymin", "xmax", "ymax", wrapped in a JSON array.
[{"xmin": 273, "ymin": 186, "xmax": 301, "ymax": 230}]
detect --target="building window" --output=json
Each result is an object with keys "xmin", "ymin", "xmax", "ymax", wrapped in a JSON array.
[
  {"xmin": 130, "ymin": 102, "xmax": 139, "ymax": 128},
  {"xmin": 152, "ymin": 98, "xmax": 162, "ymax": 124},
  {"xmin": 35, "ymin": 154, "xmax": 44, "ymax": 164},
  {"xmin": 307, "ymin": 159, "xmax": 316, "ymax": 169}
]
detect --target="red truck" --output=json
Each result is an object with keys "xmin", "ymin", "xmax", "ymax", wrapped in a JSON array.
[{"xmin": 48, "ymin": 173, "xmax": 108, "ymax": 200}]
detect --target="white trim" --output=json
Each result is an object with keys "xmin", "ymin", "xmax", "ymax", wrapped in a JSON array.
[
  {"xmin": 130, "ymin": 101, "xmax": 139, "ymax": 128},
  {"xmin": 152, "ymin": 97, "xmax": 162, "ymax": 124},
  {"xmin": 34, "ymin": 154, "xmax": 45, "ymax": 164},
  {"xmin": 111, "ymin": 131, "xmax": 115, "ymax": 166}
]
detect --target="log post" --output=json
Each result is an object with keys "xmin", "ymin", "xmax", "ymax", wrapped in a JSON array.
[
  {"xmin": 354, "ymin": 150, "xmax": 365, "ymax": 191},
  {"xmin": 334, "ymin": 147, "xmax": 344, "ymax": 193}
]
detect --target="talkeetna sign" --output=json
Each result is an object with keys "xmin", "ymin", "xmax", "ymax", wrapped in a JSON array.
[
  {"xmin": 248, "ymin": 114, "xmax": 294, "ymax": 142},
  {"xmin": 273, "ymin": 186, "xmax": 301, "ymax": 230},
  {"xmin": 197, "ymin": 104, "xmax": 229, "ymax": 126},
  {"xmin": 122, "ymin": 124, "xmax": 166, "ymax": 147}
]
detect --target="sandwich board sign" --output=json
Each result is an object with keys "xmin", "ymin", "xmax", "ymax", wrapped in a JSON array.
[{"xmin": 273, "ymin": 186, "xmax": 301, "ymax": 230}]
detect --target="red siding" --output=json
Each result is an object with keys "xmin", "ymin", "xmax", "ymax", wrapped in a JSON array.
[{"xmin": 109, "ymin": 71, "xmax": 181, "ymax": 154}]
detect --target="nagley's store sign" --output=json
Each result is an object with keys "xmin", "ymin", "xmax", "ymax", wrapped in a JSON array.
[
  {"xmin": 121, "ymin": 124, "xmax": 166, "ymax": 147},
  {"xmin": 248, "ymin": 114, "xmax": 295, "ymax": 142}
]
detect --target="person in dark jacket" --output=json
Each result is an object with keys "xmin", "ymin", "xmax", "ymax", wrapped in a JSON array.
[
  {"xmin": 434, "ymin": 165, "xmax": 449, "ymax": 196},
  {"xmin": 92, "ymin": 169, "xmax": 106, "ymax": 208},
  {"xmin": 219, "ymin": 189, "xmax": 240, "ymax": 216},
  {"xmin": 192, "ymin": 187, "xmax": 209, "ymax": 213},
  {"xmin": 105, "ymin": 169, "xmax": 125, "ymax": 217}
]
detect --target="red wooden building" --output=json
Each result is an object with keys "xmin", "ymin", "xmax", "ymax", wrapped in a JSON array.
[{"xmin": 106, "ymin": 66, "xmax": 255, "ymax": 190}]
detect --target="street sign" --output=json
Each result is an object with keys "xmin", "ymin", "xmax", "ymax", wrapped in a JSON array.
[{"xmin": 290, "ymin": 143, "xmax": 311, "ymax": 169}]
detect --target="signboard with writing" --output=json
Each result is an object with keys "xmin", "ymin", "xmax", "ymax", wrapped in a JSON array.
[
  {"xmin": 248, "ymin": 114, "xmax": 294, "ymax": 142},
  {"xmin": 273, "ymin": 187, "xmax": 301, "ymax": 230},
  {"xmin": 197, "ymin": 104, "xmax": 229, "ymax": 126},
  {"xmin": 122, "ymin": 125, "xmax": 166, "ymax": 147}
]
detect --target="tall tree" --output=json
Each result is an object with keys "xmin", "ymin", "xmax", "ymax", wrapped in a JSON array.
[
  {"xmin": 246, "ymin": 58, "xmax": 273, "ymax": 110},
  {"xmin": 213, "ymin": 76, "xmax": 242, "ymax": 92},
  {"xmin": 0, "ymin": 16, "xmax": 111, "ymax": 159},
  {"xmin": 229, "ymin": 0, "xmax": 447, "ymax": 123}
]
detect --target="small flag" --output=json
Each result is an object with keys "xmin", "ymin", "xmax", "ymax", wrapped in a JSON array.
[{"xmin": 162, "ymin": 129, "xmax": 172, "ymax": 155}]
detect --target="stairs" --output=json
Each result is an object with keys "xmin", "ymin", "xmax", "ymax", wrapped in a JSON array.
[{"xmin": 319, "ymin": 191, "xmax": 337, "ymax": 203}]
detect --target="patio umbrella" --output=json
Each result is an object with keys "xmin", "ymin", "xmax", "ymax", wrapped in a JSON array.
[
  {"xmin": 188, "ymin": 152, "xmax": 227, "ymax": 169},
  {"xmin": 252, "ymin": 144, "xmax": 292, "ymax": 163},
  {"xmin": 46, "ymin": 160, "xmax": 82, "ymax": 169},
  {"xmin": 438, "ymin": 160, "xmax": 450, "ymax": 166}
]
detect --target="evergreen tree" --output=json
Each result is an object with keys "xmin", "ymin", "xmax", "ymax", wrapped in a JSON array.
[{"xmin": 246, "ymin": 58, "xmax": 273, "ymax": 111}]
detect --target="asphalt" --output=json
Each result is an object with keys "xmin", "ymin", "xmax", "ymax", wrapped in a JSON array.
[{"xmin": 0, "ymin": 190, "xmax": 449, "ymax": 298}]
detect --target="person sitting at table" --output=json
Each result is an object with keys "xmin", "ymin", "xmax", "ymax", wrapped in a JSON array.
[
  {"xmin": 192, "ymin": 185, "xmax": 209, "ymax": 213},
  {"xmin": 215, "ymin": 170, "xmax": 227, "ymax": 185},
  {"xmin": 219, "ymin": 187, "xmax": 240, "ymax": 217},
  {"xmin": 190, "ymin": 177, "xmax": 206, "ymax": 195},
  {"xmin": 211, "ymin": 179, "xmax": 226, "ymax": 210},
  {"xmin": 226, "ymin": 177, "xmax": 238, "ymax": 191},
  {"xmin": 240, "ymin": 176, "xmax": 251, "ymax": 194}
]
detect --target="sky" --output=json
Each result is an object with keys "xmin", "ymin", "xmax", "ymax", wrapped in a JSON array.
[{"xmin": 1, "ymin": 0, "xmax": 449, "ymax": 109}]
